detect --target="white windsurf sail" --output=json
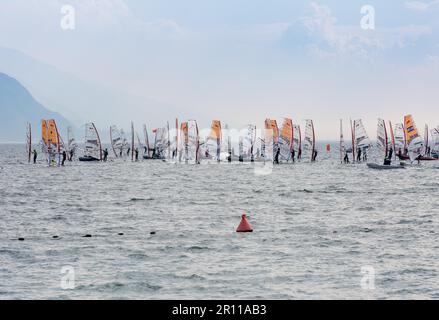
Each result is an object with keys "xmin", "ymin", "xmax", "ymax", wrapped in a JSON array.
[
  {"xmin": 241, "ymin": 124, "xmax": 256, "ymax": 161},
  {"xmin": 293, "ymin": 124, "xmax": 301, "ymax": 160},
  {"xmin": 353, "ymin": 119, "xmax": 370, "ymax": 159},
  {"xmin": 431, "ymin": 128, "xmax": 439, "ymax": 155},
  {"xmin": 187, "ymin": 120, "xmax": 200, "ymax": 164},
  {"xmin": 110, "ymin": 125, "xmax": 123, "ymax": 157},
  {"xmin": 67, "ymin": 126, "xmax": 77, "ymax": 159},
  {"xmin": 143, "ymin": 124, "xmax": 151, "ymax": 157},
  {"xmin": 393, "ymin": 123, "xmax": 405, "ymax": 155},
  {"xmin": 26, "ymin": 122, "xmax": 32, "ymax": 163},
  {"xmin": 339, "ymin": 119, "xmax": 345, "ymax": 164},
  {"xmin": 83, "ymin": 122, "xmax": 102, "ymax": 161},
  {"xmin": 424, "ymin": 124, "xmax": 429, "ymax": 156},
  {"xmin": 303, "ymin": 119, "xmax": 316, "ymax": 161},
  {"xmin": 377, "ymin": 118, "xmax": 388, "ymax": 159}
]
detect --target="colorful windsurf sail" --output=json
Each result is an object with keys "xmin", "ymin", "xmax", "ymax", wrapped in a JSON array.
[
  {"xmin": 279, "ymin": 118, "xmax": 293, "ymax": 162},
  {"xmin": 404, "ymin": 115, "xmax": 423, "ymax": 161},
  {"xmin": 206, "ymin": 120, "xmax": 222, "ymax": 161}
]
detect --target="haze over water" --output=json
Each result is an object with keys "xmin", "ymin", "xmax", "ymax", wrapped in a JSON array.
[{"xmin": 1, "ymin": 144, "xmax": 438, "ymax": 299}]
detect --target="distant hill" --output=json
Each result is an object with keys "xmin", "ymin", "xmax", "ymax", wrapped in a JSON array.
[{"xmin": 0, "ymin": 72, "xmax": 70, "ymax": 142}]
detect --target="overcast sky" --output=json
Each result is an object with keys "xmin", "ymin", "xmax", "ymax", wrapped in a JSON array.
[{"xmin": 0, "ymin": 0, "xmax": 438, "ymax": 139}]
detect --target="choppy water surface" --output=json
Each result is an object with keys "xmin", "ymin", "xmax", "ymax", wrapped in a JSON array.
[{"xmin": 0, "ymin": 144, "xmax": 438, "ymax": 299}]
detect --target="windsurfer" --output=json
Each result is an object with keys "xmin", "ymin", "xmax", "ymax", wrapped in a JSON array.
[
  {"xmin": 127, "ymin": 147, "xmax": 131, "ymax": 156},
  {"xmin": 33, "ymin": 149, "xmax": 37, "ymax": 164},
  {"xmin": 61, "ymin": 150, "xmax": 67, "ymax": 166},
  {"xmin": 135, "ymin": 148, "xmax": 139, "ymax": 161},
  {"xmin": 103, "ymin": 148, "xmax": 109, "ymax": 162},
  {"xmin": 69, "ymin": 149, "xmax": 74, "ymax": 161},
  {"xmin": 312, "ymin": 150, "xmax": 318, "ymax": 162},
  {"xmin": 291, "ymin": 149, "xmax": 295, "ymax": 162},
  {"xmin": 298, "ymin": 148, "xmax": 302, "ymax": 160},
  {"xmin": 227, "ymin": 152, "xmax": 232, "ymax": 162},
  {"xmin": 388, "ymin": 147, "xmax": 393, "ymax": 160},
  {"xmin": 274, "ymin": 147, "xmax": 280, "ymax": 164},
  {"xmin": 357, "ymin": 148, "xmax": 362, "ymax": 162},
  {"xmin": 343, "ymin": 152, "xmax": 350, "ymax": 164}
]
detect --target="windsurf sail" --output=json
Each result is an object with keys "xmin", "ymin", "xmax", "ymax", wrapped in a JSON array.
[
  {"xmin": 47, "ymin": 119, "xmax": 62, "ymax": 165},
  {"xmin": 83, "ymin": 122, "xmax": 102, "ymax": 161},
  {"xmin": 353, "ymin": 119, "xmax": 370, "ymax": 159},
  {"xmin": 187, "ymin": 120, "xmax": 200, "ymax": 164},
  {"xmin": 424, "ymin": 124, "xmax": 429, "ymax": 156},
  {"xmin": 303, "ymin": 119, "xmax": 316, "ymax": 161},
  {"xmin": 143, "ymin": 124, "xmax": 150, "ymax": 157},
  {"xmin": 431, "ymin": 127, "xmax": 439, "ymax": 155},
  {"xmin": 377, "ymin": 118, "xmax": 388, "ymax": 159},
  {"xmin": 293, "ymin": 124, "xmax": 301, "ymax": 160},
  {"xmin": 110, "ymin": 125, "xmax": 123, "ymax": 157},
  {"xmin": 404, "ymin": 115, "xmax": 423, "ymax": 162},
  {"xmin": 241, "ymin": 124, "xmax": 257, "ymax": 161},
  {"xmin": 178, "ymin": 122, "xmax": 189, "ymax": 162},
  {"xmin": 264, "ymin": 119, "xmax": 279, "ymax": 162},
  {"xmin": 26, "ymin": 122, "xmax": 32, "ymax": 163},
  {"xmin": 388, "ymin": 121, "xmax": 396, "ymax": 159},
  {"xmin": 279, "ymin": 118, "xmax": 293, "ymax": 162},
  {"xmin": 350, "ymin": 119, "xmax": 356, "ymax": 162},
  {"xmin": 393, "ymin": 123, "xmax": 405, "ymax": 155},
  {"xmin": 206, "ymin": 120, "xmax": 222, "ymax": 161},
  {"xmin": 131, "ymin": 122, "xmax": 135, "ymax": 161},
  {"xmin": 67, "ymin": 126, "xmax": 77, "ymax": 159},
  {"xmin": 340, "ymin": 119, "xmax": 345, "ymax": 164}
]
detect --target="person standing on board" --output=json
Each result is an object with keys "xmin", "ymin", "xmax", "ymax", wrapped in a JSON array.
[
  {"xmin": 135, "ymin": 148, "xmax": 139, "ymax": 161},
  {"xmin": 274, "ymin": 147, "xmax": 280, "ymax": 164},
  {"xmin": 388, "ymin": 147, "xmax": 393, "ymax": 160},
  {"xmin": 344, "ymin": 151, "xmax": 350, "ymax": 164},
  {"xmin": 357, "ymin": 148, "xmax": 362, "ymax": 162},
  {"xmin": 298, "ymin": 148, "xmax": 302, "ymax": 160},
  {"xmin": 103, "ymin": 148, "xmax": 109, "ymax": 162},
  {"xmin": 33, "ymin": 149, "xmax": 38, "ymax": 164},
  {"xmin": 127, "ymin": 147, "xmax": 131, "ymax": 157},
  {"xmin": 312, "ymin": 150, "xmax": 318, "ymax": 162},
  {"xmin": 69, "ymin": 149, "xmax": 74, "ymax": 161},
  {"xmin": 61, "ymin": 150, "xmax": 67, "ymax": 166},
  {"xmin": 291, "ymin": 149, "xmax": 295, "ymax": 163}
]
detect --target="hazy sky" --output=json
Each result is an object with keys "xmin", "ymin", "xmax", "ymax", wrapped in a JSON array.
[{"xmin": 0, "ymin": 0, "xmax": 438, "ymax": 139}]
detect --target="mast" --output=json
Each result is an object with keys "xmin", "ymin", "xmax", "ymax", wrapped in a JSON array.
[
  {"xmin": 26, "ymin": 122, "xmax": 32, "ymax": 163},
  {"xmin": 311, "ymin": 120, "xmax": 316, "ymax": 160},
  {"xmin": 350, "ymin": 119, "xmax": 355, "ymax": 163}
]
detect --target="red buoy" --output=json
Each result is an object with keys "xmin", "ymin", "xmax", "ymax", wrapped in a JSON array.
[{"xmin": 236, "ymin": 214, "xmax": 253, "ymax": 233}]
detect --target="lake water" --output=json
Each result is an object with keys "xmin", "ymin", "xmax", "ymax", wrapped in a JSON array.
[{"xmin": 1, "ymin": 143, "xmax": 438, "ymax": 299}]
